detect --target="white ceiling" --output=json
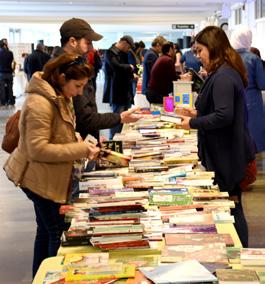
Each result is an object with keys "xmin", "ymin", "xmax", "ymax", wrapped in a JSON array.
[{"xmin": 0, "ymin": 0, "xmax": 239, "ymax": 24}]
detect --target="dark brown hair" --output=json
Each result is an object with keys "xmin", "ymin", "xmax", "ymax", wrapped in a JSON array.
[
  {"xmin": 162, "ymin": 42, "xmax": 174, "ymax": 55},
  {"xmin": 42, "ymin": 53, "xmax": 92, "ymax": 94},
  {"xmin": 195, "ymin": 26, "xmax": 248, "ymax": 87}
]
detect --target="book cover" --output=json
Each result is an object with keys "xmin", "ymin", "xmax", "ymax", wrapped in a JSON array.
[
  {"xmin": 99, "ymin": 149, "xmax": 131, "ymax": 167},
  {"xmin": 95, "ymin": 239, "xmax": 150, "ymax": 251},
  {"xmin": 241, "ymin": 248, "xmax": 265, "ymax": 266},
  {"xmin": 63, "ymin": 253, "xmax": 109, "ymax": 268},
  {"xmin": 65, "ymin": 264, "xmax": 136, "ymax": 282},
  {"xmin": 161, "ymin": 243, "xmax": 228, "ymax": 264},
  {"xmin": 165, "ymin": 233, "xmax": 233, "ymax": 247},
  {"xmin": 160, "ymin": 113, "xmax": 182, "ymax": 125},
  {"xmin": 102, "ymin": 140, "xmax": 123, "ymax": 153},
  {"xmin": 140, "ymin": 259, "xmax": 217, "ymax": 284},
  {"xmin": 169, "ymin": 212, "xmax": 214, "ymax": 226},
  {"xmin": 163, "ymin": 224, "xmax": 217, "ymax": 234},
  {"xmin": 226, "ymin": 247, "xmax": 241, "ymax": 264},
  {"xmin": 42, "ymin": 271, "xmax": 65, "ymax": 284},
  {"xmin": 216, "ymin": 268, "xmax": 259, "ymax": 283},
  {"xmin": 149, "ymin": 192, "xmax": 192, "ymax": 206}
]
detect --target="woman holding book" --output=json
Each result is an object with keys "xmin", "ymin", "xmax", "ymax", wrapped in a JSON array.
[
  {"xmin": 177, "ymin": 26, "xmax": 255, "ymax": 247},
  {"xmin": 4, "ymin": 53, "xmax": 100, "ymax": 277}
]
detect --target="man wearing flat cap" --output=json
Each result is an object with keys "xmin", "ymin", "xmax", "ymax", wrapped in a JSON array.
[
  {"xmin": 103, "ymin": 35, "xmax": 135, "ymax": 138},
  {"xmin": 58, "ymin": 18, "xmax": 139, "ymax": 141}
]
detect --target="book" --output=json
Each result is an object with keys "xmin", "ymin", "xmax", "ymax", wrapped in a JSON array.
[
  {"xmin": 163, "ymin": 154, "xmax": 199, "ymax": 164},
  {"xmin": 134, "ymin": 165, "xmax": 169, "ymax": 173},
  {"xmin": 65, "ymin": 264, "xmax": 136, "ymax": 282},
  {"xmin": 216, "ymin": 269, "xmax": 259, "ymax": 283},
  {"xmin": 149, "ymin": 191, "xmax": 192, "ymax": 206},
  {"xmin": 161, "ymin": 243, "xmax": 228, "ymax": 264},
  {"xmin": 99, "ymin": 149, "xmax": 131, "ymax": 167},
  {"xmin": 94, "ymin": 239, "xmax": 150, "ymax": 250},
  {"xmin": 42, "ymin": 271, "xmax": 65, "ymax": 284},
  {"xmin": 63, "ymin": 253, "xmax": 109, "ymax": 267},
  {"xmin": 169, "ymin": 212, "xmax": 214, "ymax": 226},
  {"xmin": 160, "ymin": 113, "xmax": 182, "ymax": 125},
  {"xmin": 165, "ymin": 233, "xmax": 233, "ymax": 247},
  {"xmin": 226, "ymin": 247, "xmax": 241, "ymax": 264},
  {"xmin": 241, "ymin": 248, "xmax": 265, "ymax": 266},
  {"xmin": 140, "ymin": 259, "xmax": 217, "ymax": 284},
  {"xmin": 102, "ymin": 140, "xmax": 123, "ymax": 153},
  {"xmin": 92, "ymin": 224, "xmax": 144, "ymax": 236},
  {"xmin": 163, "ymin": 224, "xmax": 217, "ymax": 234}
]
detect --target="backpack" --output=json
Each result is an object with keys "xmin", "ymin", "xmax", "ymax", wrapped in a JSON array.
[{"xmin": 1, "ymin": 110, "xmax": 21, "ymax": 154}]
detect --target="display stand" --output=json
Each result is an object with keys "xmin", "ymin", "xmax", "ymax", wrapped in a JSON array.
[{"xmin": 173, "ymin": 80, "xmax": 193, "ymax": 108}]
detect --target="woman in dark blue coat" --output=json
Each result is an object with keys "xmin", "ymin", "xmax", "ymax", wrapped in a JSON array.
[
  {"xmin": 231, "ymin": 26, "xmax": 265, "ymax": 153},
  {"xmin": 178, "ymin": 26, "xmax": 255, "ymax": 247}
]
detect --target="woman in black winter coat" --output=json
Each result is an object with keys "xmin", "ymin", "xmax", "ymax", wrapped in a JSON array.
[{"xmin": 177, "ymin": 26, "xmax": 255, "ymax": 247}]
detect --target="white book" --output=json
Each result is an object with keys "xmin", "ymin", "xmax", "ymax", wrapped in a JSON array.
[
  {"xmin": 140, "ymin": 259, "xmax": 217, "ymax": 283},
  {"xmin": 160, "ymin": 113, "xmax": 182, "ymax": 125}
]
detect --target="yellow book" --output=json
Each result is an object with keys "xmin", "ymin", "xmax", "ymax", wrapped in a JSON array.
[
  {"xmin": 164, "ymin": 154, "xmax": 198, "ymax": 164},
  {"xmin": 63, "ymin": 253, "xmax": 109, "ymax": 267},
  {"xmin": 65, "ymin": 264, "xmax": 135, "ymax": 282}
]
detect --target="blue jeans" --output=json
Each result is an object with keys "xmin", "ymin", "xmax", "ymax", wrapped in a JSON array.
[
  {"xmin": 22, "ymin": 188, "xmax": 69, "ymax": 278},
  {"xmin": 110, "ymin": 103, "xmax": 131, "ymax": 139}
]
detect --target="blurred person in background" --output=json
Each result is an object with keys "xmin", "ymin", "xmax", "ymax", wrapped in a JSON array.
[
  {"xmin": 250, "ymin": 47, "xmax": 265, "ymax": 68},
  {"xmin": 25, "ymin": 43, "xmax": 51, "ymax": 79},
  {"xmin": 146, "ymin": 42, "xmax": 179, "ymax": 104},
  {"xmin": 180, "ymin": 40, "xmax": 202, "ymax": 73},
  {"xmin": 86, "ymin": 44, "xmax": 102, "ymax": 92},
  {"xmin": 0, "ymin": 38, "xmax": 16, "ymax": 108},
  {"xmin": 174, "ymin": 42, "xmax": 183, "ymax": 75},
  {"xmin": 231, "ymin": 26, "xmax": 265, "ymax": 153},
  {"xmin": 141, "ymin": 36, "xmax": 167, "ymax": 94},
  {"xmin": 103, "ymin": 35, "xmax": 135, "ymax": 138}
]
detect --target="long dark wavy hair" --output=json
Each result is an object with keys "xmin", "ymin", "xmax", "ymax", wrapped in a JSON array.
[{"xmin": 195, "ymin": 26, "xmax": 248, "ymax": 87}]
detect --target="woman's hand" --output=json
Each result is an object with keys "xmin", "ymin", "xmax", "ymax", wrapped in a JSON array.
[
  {"xmin": 120, "ymin": 108, "xmax": 143, "ymax": 124},
  {"xmin": 175, "ymin": 106, "xmax": 197, "ymax": 118},
  {"xmin": 86, "ymin": 142, "xmax": 100, "ymax": 160},
  {"xmin": 179, "ymin": 115, "xmax": 192, "ymax": 130},
  {"xmin": 179, "ymin": 72, "xmax": 192, "ymax": 81}
]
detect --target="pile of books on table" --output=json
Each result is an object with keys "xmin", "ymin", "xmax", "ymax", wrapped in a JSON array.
[{"xmin": 52, "ymin": 112, "xmax": 265, "ymax": 284}]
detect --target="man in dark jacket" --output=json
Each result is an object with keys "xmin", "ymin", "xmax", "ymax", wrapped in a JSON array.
[
  {"xmin": 146, "ymin": 42, "xmax": 179, "ymax": 104},
  {"xmin": 59, "ymin": 18, "xmax": 140, "ymax": 141},
  {"xmin": 103, "ymin": 35, "xmax": 135, "ymax": 138},
  {"xmin": 25, "ymin": 43, "xmax": 51, "ymax": 79},
  {"xmin": 0, "ymin": 39, "xmax": 15, "ymax": 107},
  {"xmin": 141, "ymin": 36, "xmax": 167, "ymax": 94}
]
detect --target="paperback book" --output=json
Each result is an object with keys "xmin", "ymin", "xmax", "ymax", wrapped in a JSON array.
[{"xmin": 216, "ymin": 268, "xmax": 260, "ymax": 283}]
